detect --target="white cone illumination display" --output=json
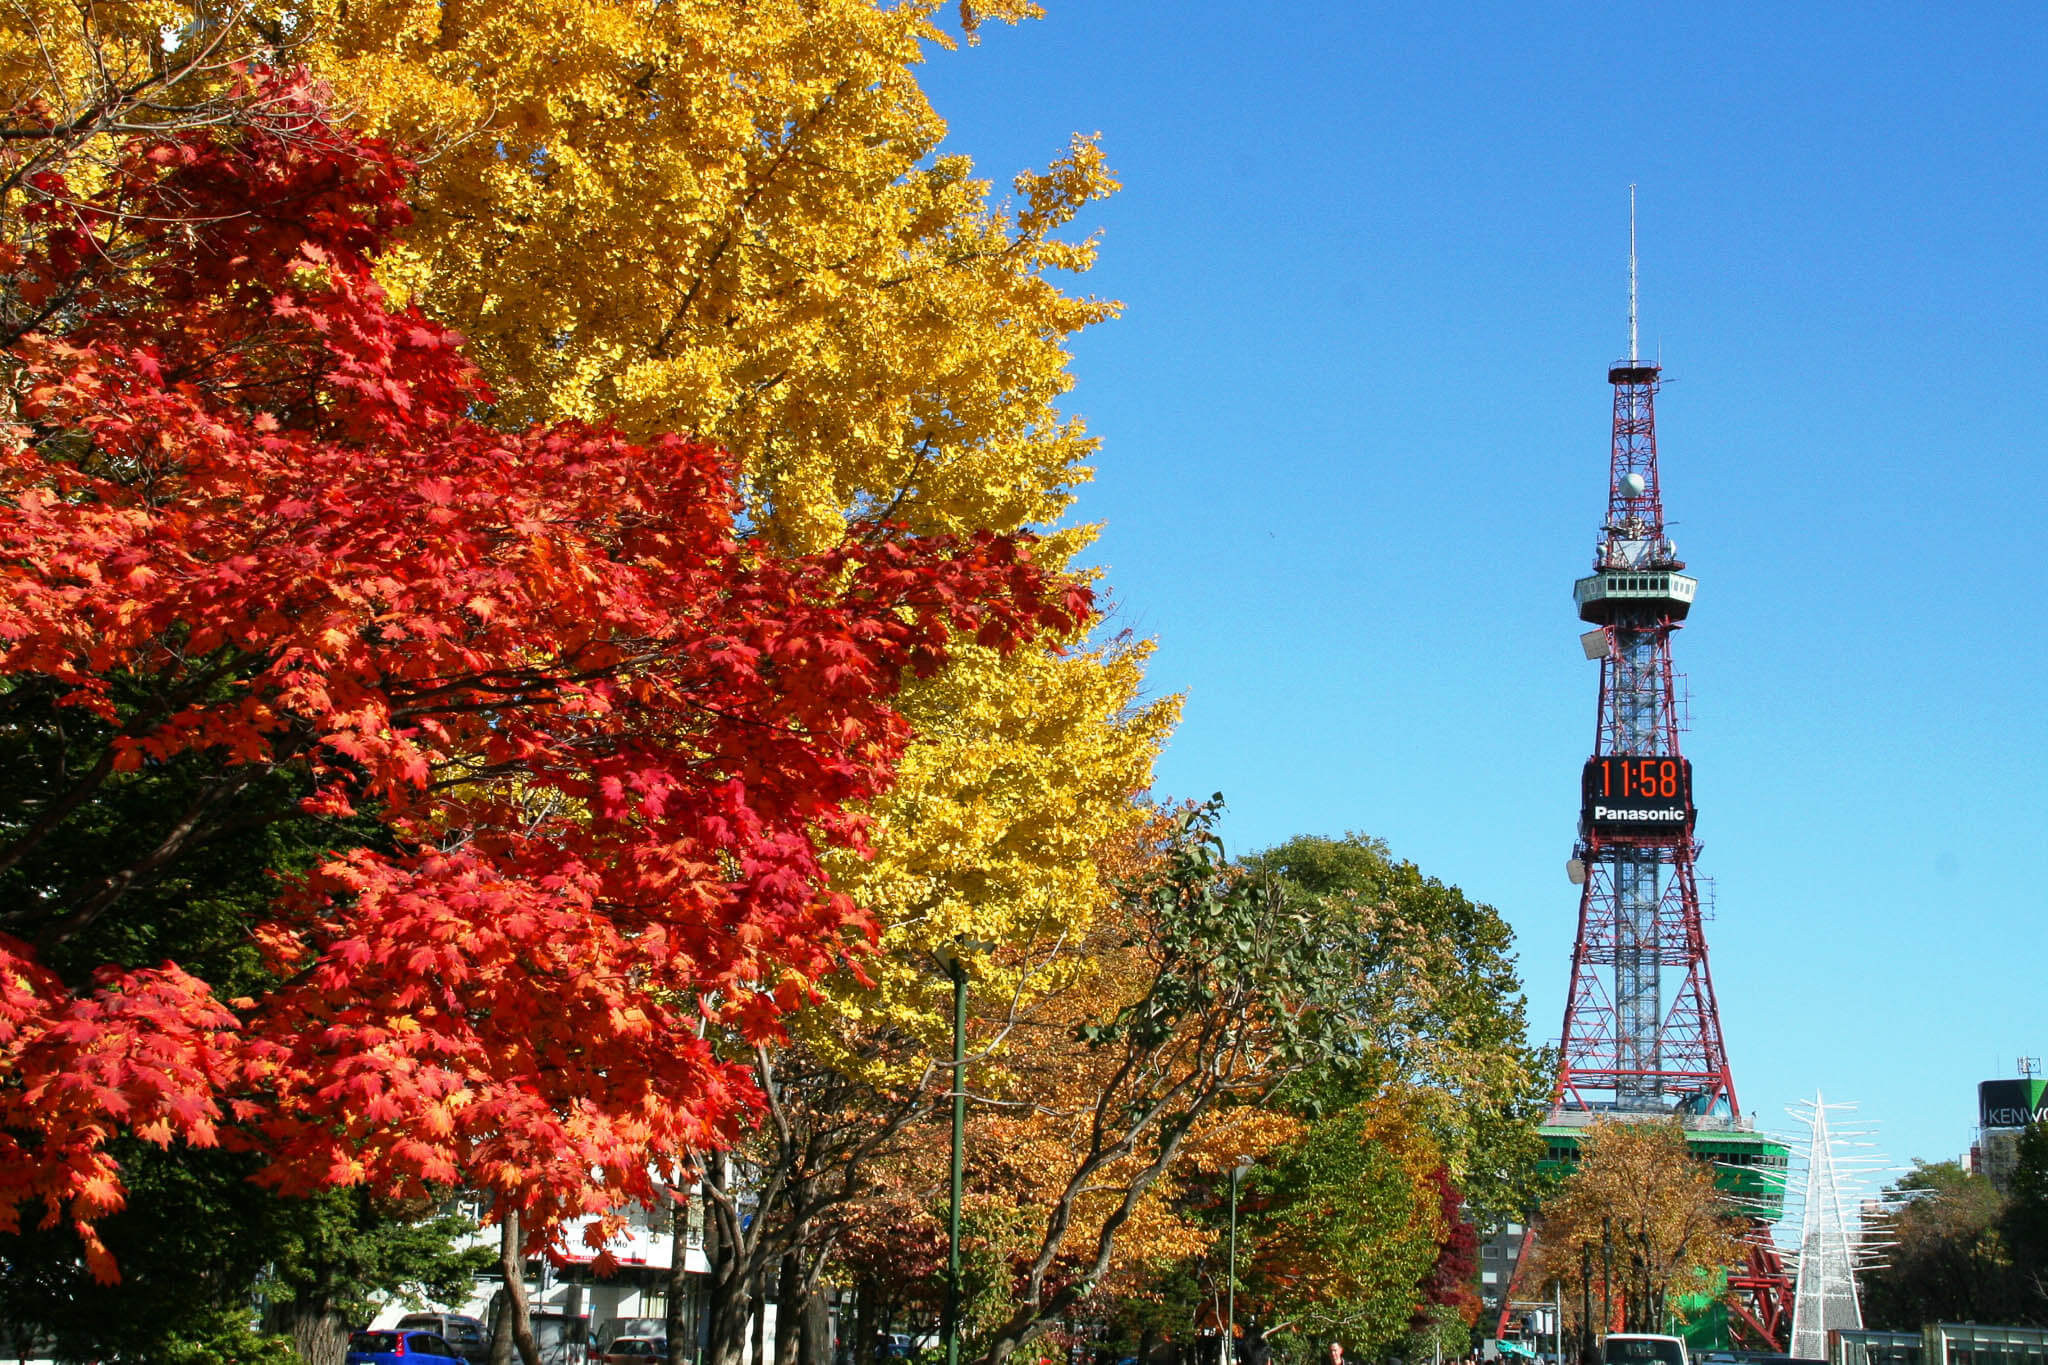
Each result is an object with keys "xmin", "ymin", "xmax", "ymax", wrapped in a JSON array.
[{"xmin": 1788, "ymin": 1096, "xmax": 1873, "ymax": 1359}]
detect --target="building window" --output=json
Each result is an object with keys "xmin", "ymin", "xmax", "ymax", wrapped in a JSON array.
[
  {"xmin": 1507, "ymin": 1223, "xmax": 1522, "ymax": 1236},
  {"xmin": 1483, "ymin": 1272, "xmax": 1499, "ymax": 1285}
]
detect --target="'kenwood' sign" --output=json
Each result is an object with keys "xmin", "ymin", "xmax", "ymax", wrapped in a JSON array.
[{"xmin": 1979, "ymin": 1078, "xmax": 2048, "ymax": 1130}]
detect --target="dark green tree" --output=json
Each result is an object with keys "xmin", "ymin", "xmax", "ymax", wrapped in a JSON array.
[
  {"xmin": 0, "ymin": 1137, "xmax": 488, "ymax": 1365},
  {"xmin": 2001, "ymin": 1123, "xmax": 2048, "ymax": 1318},
  {"xmin": 1863, "ymin": 1161, "xmax": 2034, "ymax": 1329},
  {"xmin": 0, "ymin": 1143, "xmax": 300, "ymax": 1365},
  {"xmin": 0, "ymin": 677, "xmax": 482, "ymax": 1363}
]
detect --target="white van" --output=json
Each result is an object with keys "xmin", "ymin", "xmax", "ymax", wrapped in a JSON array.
[{"xmin": 1603, "ymin": 1335, "xmax": 1688, "ymax": 1365}]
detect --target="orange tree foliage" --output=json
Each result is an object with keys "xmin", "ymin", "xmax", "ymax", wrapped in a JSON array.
[
  {"xmin": 964, "ymin": 935, "xmax": 1302, "ymax": 1306},
  {"xmin": 0, "ymin": 84, "xmax": 1086, "ymax": 1280},
  {"xmin": 827, "ymin": 805, "xmax": 1302, "ymax": 1357},
  {"xmin": 829, "ymin": 936, "xmax": 1299, "ymax": 1357},
  {"xmin": 1528, "ymin": 1120, "xmax": 1746, "ymax": 1335},
  {"xmin": 828, "ymin": 802, "xmax": 1528, "ymax": 1365}
]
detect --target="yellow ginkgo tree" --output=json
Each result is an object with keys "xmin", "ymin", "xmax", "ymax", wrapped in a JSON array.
[{"xmin": 286, "ymin": 0, "xmax": 1173, "ymax": 995}]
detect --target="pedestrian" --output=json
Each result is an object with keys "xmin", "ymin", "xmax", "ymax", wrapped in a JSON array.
[
  {"xmin": 1325, "ymin": 1341, "xmax": 1346, "ymax": 1365},
  {"xmin": 1239, "ymin": 1319, "xmax": 1270, "ymax": 1365}
]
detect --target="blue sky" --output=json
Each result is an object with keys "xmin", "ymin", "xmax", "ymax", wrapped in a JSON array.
[{"xmin": 919, "ymin": 4, "xmax": 2048, "ymax": 1184}]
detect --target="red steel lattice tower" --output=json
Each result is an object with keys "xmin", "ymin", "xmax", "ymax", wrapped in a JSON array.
[
  {"xmin": 1504, "ymin": 200, "xmax": 1792, "ymax": 1354},
  {"xmin": 1554, "ymin": 217, "xmax": 1737, "ymax": 1121}
]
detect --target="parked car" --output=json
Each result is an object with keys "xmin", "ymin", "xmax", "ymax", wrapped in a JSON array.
[
  {"xmin": 598, "ymin": 1318, "xmax": 668, "ymax": 1355},
  {"xmin": 396, "ymin": 1313, "xmax": 490, "ymax": 1362},
  {"xmin": 602, "ymin": 1337, "xmax": 669, "ymax": 1365},
  {"xmin": 347, "ymin": 1328, "xmax": 469, "ymax": 1364}
]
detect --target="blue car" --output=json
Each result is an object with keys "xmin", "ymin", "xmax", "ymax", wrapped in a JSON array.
[{"xmin": 347, "ymin": 1328, "xmax": 469, "ymax": 1364}]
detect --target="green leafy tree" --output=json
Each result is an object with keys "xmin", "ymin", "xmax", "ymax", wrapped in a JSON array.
[
  {"xmin": 963, "ymin": 800, "xmax": 1386, "ymax": 1365},
  {"xmin": 1410, "ymin": 1303, "xmax": 1475, "ymax": 1365},
  {"xmin": 0, "ymin": 1144, "xmax": 300, "ymax": 1364},
  {"xmin": 1086, "ymin": 830, "xmax": 1545, "ymax": 1365},
  {"xmin": 1101, "ymin": 1253, "xmax": 1218, "ymax": 1365},
  {"xmin": 1241, "ymin": 834, "xmax": 1551, "ymax": 1220},
  {"xmin": 263, "ymin": 1192, "xmax": 496, "ymax": 1365},
  {"xmin": 898, "ymin": 801, "xmax": 1533, "ymax": 1365},
  {"xmin": 1241, "ymin": 1098, "xmax": 1448, "ymax": 1361}
]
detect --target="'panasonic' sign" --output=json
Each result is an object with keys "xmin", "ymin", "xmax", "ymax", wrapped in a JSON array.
[{"xmin": 1591, "ymin": 806, "xmax": 1687, "ymax": 822}]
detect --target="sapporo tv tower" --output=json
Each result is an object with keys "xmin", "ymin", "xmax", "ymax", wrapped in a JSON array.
[{"xmin": 1537, "ymin": 192, "xmax": 1793, "ymax": 1349}]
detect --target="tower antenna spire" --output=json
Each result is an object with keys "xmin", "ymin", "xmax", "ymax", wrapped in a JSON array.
[{"xmin": 1628, "ymin": 184, "xmax": 1639, "ymax": 365}]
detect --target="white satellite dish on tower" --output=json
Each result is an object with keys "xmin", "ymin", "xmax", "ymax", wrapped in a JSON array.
[{"xmin": 1620, "ymin": 472, "xmax": 1646, "ymax": 498}]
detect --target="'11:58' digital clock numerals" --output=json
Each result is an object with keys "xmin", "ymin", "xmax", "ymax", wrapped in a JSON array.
[{"xmin": 1597, "ymin": 758, "xmax": 1683, "ymax": 799}]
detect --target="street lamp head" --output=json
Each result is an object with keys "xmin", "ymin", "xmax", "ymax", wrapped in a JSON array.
[
  {"xmin": 1233, "ymin": 1156, "xmax": 1255, "ymax": 1182},
  {"xmin": 933, "ymin": 936, "xmax": 996, "ymax": 974}
]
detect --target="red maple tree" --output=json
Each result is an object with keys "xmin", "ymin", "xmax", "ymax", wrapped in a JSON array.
[
  {"xmin": 0, "ymin": 75, "xmax": 1089, "ymax": 1280},
  {"xmin": 1418, "ymin": 1166, "xmax": 1482, "ymax": 1328}
]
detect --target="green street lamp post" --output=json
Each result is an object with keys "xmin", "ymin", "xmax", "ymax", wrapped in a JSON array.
[
  {"xmin": 940, "ymin": 939, "xmax": 993, "ymax": 1365},
  {"xmin": 1225, "ymin": 1157, "xmax": 1253, "ymax": 1365}
]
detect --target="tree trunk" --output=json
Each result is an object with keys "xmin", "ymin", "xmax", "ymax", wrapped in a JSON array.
[
  {"xmin": 491, "ymin": 1289, "xmax": 513, "ymax": 1365},
  {"xmin": 978, "ymin": 1281, "xmax": 1089, "ymax": 1365},
  {"xmin": 705, "ymin": 1259, "xmax": 755, "ymax": 1365},
  {"xmin": 853, "ymin": 1277, "xmax": 876, "ymax": 1365},
  {"xmin": 983, "ymin": 1324, "xmax": 1026, "ymax": 1365},
  {"xmin": 750, "ymin": 1261, "xmax": 769, "ymax": 1365},
  {"xmin": 670, "ymin": 1189, "xmax": 696, "ymax": 1365},
  {"xmin": 701, "ymin": 1155, "xmax": 758, "ymax": 1365},
  {"xmin": 706, "ymin": 1275, "xmax": 753, "ymax": 1365},
  {"xmin": 776, "ymin": 1252, "xmax": 803, "ymax": 1365},
  {"xmin": 797, "ymin": 1263, "xmax": 829, "ymax": 1365},
  {"xmin": 280, "ymin": 1298, "xmax": 351, "ymax": 1365},
  {"xmin": 491, "ymin": 1202, "xmax": 543, "ymax": 1365}
]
